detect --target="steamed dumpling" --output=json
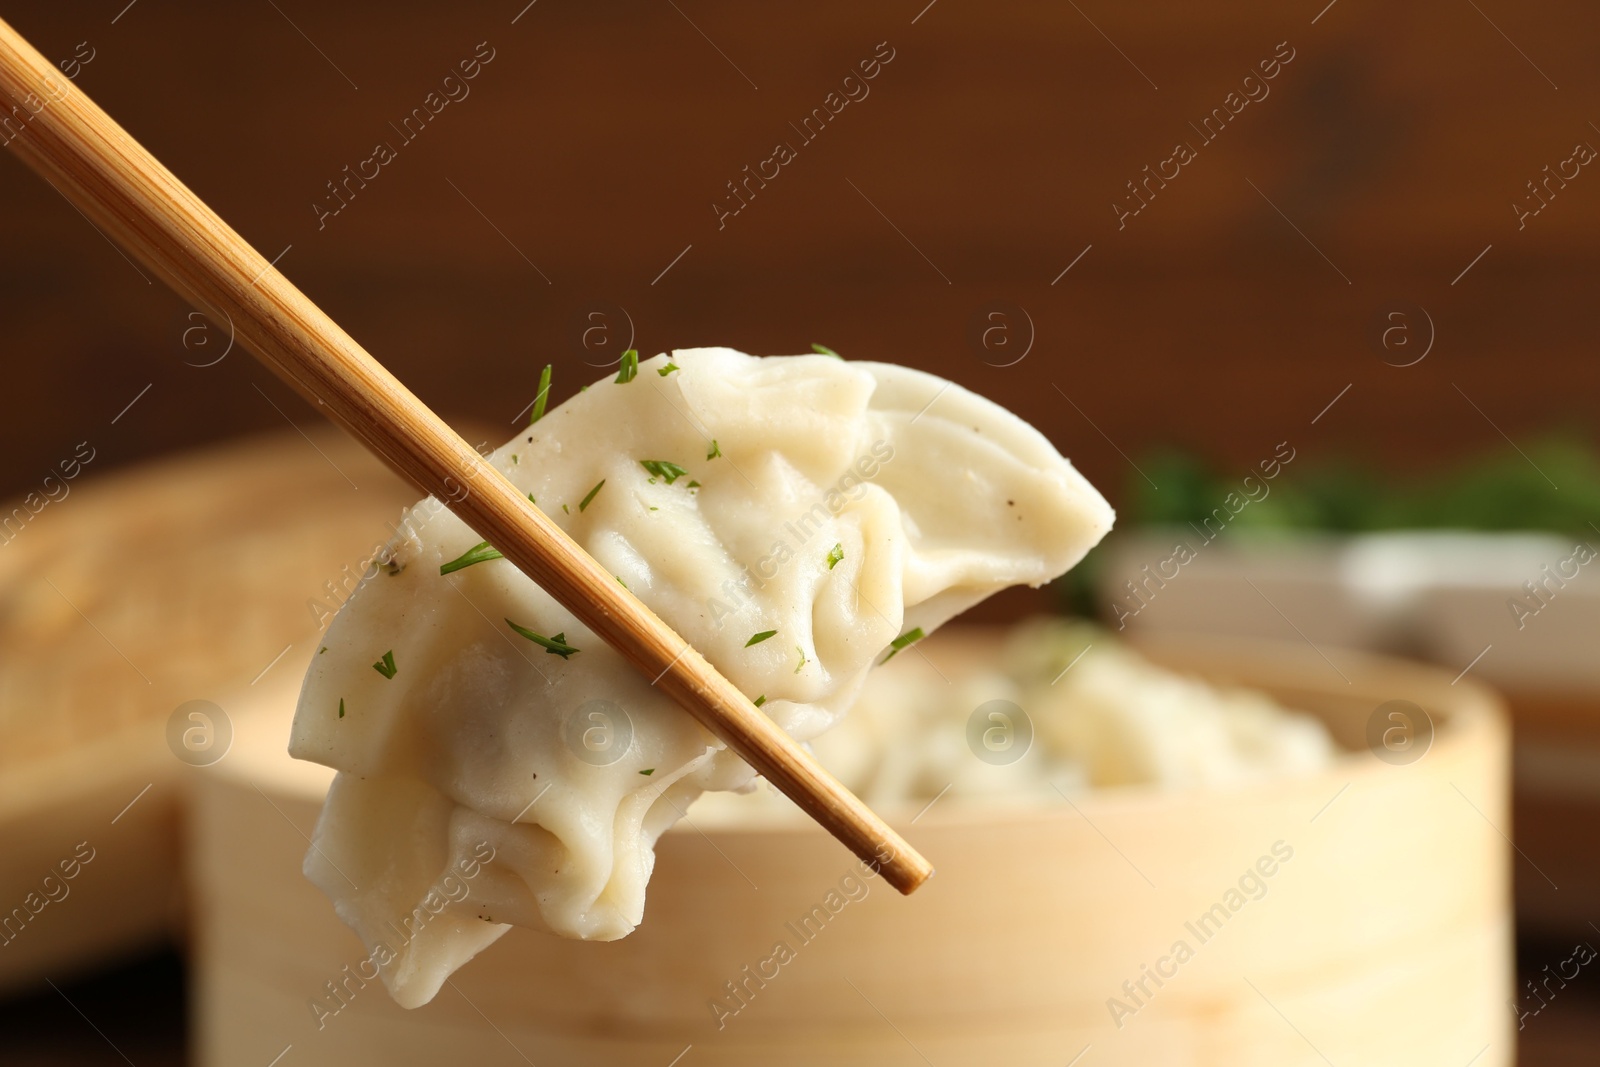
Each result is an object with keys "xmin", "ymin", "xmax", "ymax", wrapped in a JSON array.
[
  {"xmin": 288, "ymin": 348, "xmax": 1113, "ymax": 1007},
  {"xmin": 731, "ymin": 619, "xmax": 1337, "ymax": 813}
]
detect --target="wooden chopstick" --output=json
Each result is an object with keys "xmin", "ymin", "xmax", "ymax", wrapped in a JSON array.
[{"xmin": 0, "ymin": 18, "xmax": 932, "ymax": 895}]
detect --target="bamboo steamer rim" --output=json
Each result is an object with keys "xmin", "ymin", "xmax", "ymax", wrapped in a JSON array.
[
  {"xmin": 679, "ymin": 626, "xmax": 1504, "ymax": 831},
  {"xmin": 215, "ymin": 624, "xmax": 1505, "ymax": 836}
]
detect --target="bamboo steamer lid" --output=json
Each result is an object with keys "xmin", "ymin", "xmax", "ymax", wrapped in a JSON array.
[{"xmin": 0, "ymin": 430, "xmax": 415, "ymax": 991}]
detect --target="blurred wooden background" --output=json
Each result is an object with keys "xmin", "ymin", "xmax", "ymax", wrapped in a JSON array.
[{"xmin": 2, "ymin": 0, "xmax": 1597, "ymax": 513}]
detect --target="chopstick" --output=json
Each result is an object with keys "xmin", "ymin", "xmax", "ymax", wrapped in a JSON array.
[{"xmin": 0, "ymin": 18, "xmax": 933, "ymax": 895}]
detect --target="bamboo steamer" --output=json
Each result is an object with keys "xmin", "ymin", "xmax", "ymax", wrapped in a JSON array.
[
  {"xmin": 191, "ymin": 630, "xmax": 1512, "ymax": 1067},
  {"xmin": 0, "ymin": 430, "xmax": 415, "ymax": 991}
]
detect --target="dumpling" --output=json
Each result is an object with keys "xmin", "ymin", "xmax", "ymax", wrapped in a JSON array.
[
  {"xmin": 288, "ymin": 348, "xmax": 1113, "ymax": 1007},
  {"xmin": 764, "ymin": 619, "xmax": 1336, "ymax": 809}
]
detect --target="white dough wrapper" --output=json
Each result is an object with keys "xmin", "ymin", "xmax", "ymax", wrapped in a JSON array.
[{"xmin": 288, "ymin": 348, "xmax": 1114, "ymax": 1007}]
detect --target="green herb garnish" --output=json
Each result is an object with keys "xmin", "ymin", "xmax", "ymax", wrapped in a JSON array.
[
  {"xmin": 579, "ymin": 479, "xmax": 605, "ymax": 512},
  {"xmin": 794, "ymin": 646, "xmax": 807, "ymax": 673},
  {"xmin": 881, "ymin": 627, "xmax": 926, "ymax": 663},
  {"xmin": 511, "ymin": 454, "xmax": 519, "ymax": 465},
  {"xmin": 640, "ymin": 459, "xmax": 689, "ymax": 484},
  {"xmin": 753, "ymin": 695, "xmax": 767, "ymax": 708},
  {"xmin": 373, "ymin": 650, "xmax": 397, "ymax": 679},
  {"xmin": 440, "ymin": 540, "xmax": 503, "ymax": 576},
  {"xmin": 812, "ymin": 343, "xmax": 841, "ymax": 358},
  {"xmin": 562, "ymin": 504, "xmax": 569, "ymax": 514},
  {"xmin": 616, "ymin": 575, "xmax": 628, "ymax": 589},
  {"xmin": 686, "ymin": 480, "xmax": 701, "ymax": 489},
  {"xmin": 826, "ymin": 543, "xmax": 844, "ymax": 569},
  {"xmin": 615, "ymin": 349, "xmax": 639, "ymax": 383},
  {"xmin": 658, "ymin": 362, "xmax": 679, "ymax": 376},
  {"xmin": 707, "ymin": 439, "xmax": 721, "ymax": 460},
  {"xmin": 529, "ymin": 364, "xmax": 552, "ymax": 425},
  {"xmin": 318, "ymin": 646, "xmax": 328, "ymax": 655},
  {"xmin": 338, "ymin": 697, "xmax": 346, "ymax": 719},
  {"xmin": 746, "ymin": 629, "xmax": 777, "ymax": 647},
  {"xmin": 639, "ymin": 768, "xmax": 655, "ymax": 776},
  {"xmin": 505, "ymin": 618, "xmax": 580, "ymax": 658}
]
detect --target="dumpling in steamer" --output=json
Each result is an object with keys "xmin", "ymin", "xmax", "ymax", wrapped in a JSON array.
[{"xmin": 289, "ymin": 347, "xmax": 1113, "ymax": 1007}]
